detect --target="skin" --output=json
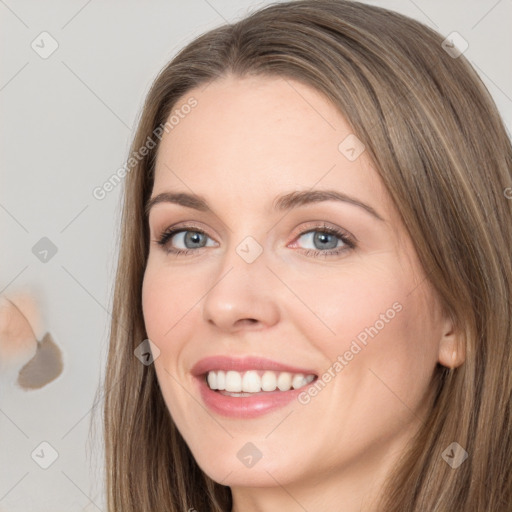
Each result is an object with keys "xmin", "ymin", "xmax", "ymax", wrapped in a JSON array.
[{"xmin": 142, "ymin": 74, "xmax": 464, "ymax": 512}]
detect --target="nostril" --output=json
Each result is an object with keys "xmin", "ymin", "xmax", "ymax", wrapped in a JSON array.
[{"xmin": 234, "ymin": 318, "xmax": 258, "ymax": 327}]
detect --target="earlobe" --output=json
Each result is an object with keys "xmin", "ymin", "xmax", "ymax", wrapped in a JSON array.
[{"xmin": 437, "ymin": 317, "xmax": 466, "ymax": 369}]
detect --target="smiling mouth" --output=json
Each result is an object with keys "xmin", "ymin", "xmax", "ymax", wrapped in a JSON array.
[{"xmin": 205, "ymin": 369, "xmax": 317, "ymax": 395}]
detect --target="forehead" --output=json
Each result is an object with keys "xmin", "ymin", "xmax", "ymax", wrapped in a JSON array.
[{"xmin": 152, "ymin": 74, "xmax": 390, "ymax": 215}]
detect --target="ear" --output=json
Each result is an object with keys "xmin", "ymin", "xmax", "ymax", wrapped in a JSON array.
[{"xmin": 437, "ymin": 312, "xmax": 465, "ymax": 369}]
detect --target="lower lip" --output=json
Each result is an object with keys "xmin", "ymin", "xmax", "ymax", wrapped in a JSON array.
[{"xmin": 196, "ymin": 376, "xmax": 308, "ymax": 418}]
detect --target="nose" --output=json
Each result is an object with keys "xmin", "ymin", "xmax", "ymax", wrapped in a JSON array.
[{"xmin": 202, "ymin": 243, "xmax": 281, "ymax": 333}]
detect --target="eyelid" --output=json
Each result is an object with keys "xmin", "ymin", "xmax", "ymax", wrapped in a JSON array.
[
  {"xmin": 153, "ymin": 222, "xmax": 219, "ymax": 255},
  {"xmin": 154, "ymin": 220, "xmax": 356, "ymax": 260},
  {"xmin": 154, "ymin": 220, "xmax": 218, "ymax": 241},
  {"xmin": 154, "ymin": 220, "xmax": 353, "ymax": 243},
  {"xmin": 289, "ymin": 221, "xmax": 356, "ymax": 245}
]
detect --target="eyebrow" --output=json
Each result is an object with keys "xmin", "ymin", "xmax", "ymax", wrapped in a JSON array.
[{"xmin": 144, "ymin": 189, "xmax": 384, "ymax": 221}]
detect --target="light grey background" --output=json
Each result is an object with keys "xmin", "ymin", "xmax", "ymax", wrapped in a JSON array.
[{"xmin": 1, "ymin": 1, "xmax": 510, "ymax": 510}]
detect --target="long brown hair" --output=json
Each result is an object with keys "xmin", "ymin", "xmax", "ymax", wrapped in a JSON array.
[{"xmin": 102, "ymin": 1, "xmax": 512, "ymax": 510}]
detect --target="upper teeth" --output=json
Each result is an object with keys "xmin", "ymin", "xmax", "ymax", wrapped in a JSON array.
[{"xmin": 206, "ymin": 370, "xmax": 315, "ymax": 393}]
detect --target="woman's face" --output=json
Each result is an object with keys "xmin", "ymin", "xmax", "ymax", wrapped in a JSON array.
[{"xmin": 142, "ymin": 75, "xmax": 453, "ymax": 503}]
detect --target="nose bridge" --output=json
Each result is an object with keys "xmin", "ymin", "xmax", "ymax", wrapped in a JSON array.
[
  {"xmin": 201, "ymin": 232, "xmax": 280, "ymax": 331},
  {"xmin": 216, "ymin": 214, "xmax": 271, "ymax": 279}
]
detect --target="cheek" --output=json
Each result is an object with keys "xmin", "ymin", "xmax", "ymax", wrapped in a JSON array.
[
  {"xmin": 287, "ymin": 265, "xmax": 408, "ymax": 353},
  {"xmin": 141, "ymin": 272, "xmax": 163, "ymax": 341},
  {"xmin": 331, "ymin": 279, "xmax": 439, "ymax": 417},
  {"xmin": 296, "ymin": 264, "xmax": 439, "ymax": 393},
  {"xmin": 141, "ymin": 265, "xmax": 188, "ymax": 343},
  {"xmin": 141, "ymin": 267, "xmax": 192, "ymax": 412},
  {"xmin": 294, "ymin": 274, "xmax": 439, "ymax": 462}
]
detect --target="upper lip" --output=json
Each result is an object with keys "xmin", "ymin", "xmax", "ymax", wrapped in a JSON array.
[{"xmin": 191, "ymin": 356, "xmax": 318, "ymax": 376}]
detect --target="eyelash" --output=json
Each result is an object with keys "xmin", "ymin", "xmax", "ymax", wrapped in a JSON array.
[{"xmin": 154, "ymin": 222, "xmax": 356, "ymax": 259}]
